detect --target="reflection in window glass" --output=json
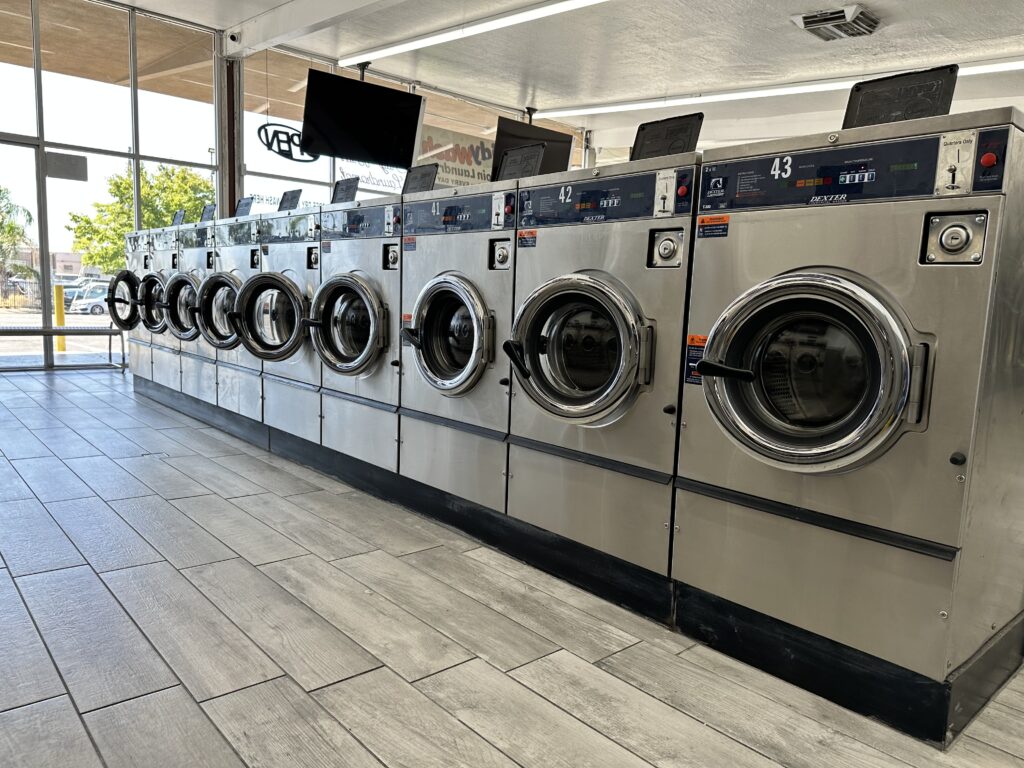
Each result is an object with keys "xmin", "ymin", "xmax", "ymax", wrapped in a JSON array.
[
  {"xmin": 0, "ymin": 144, "xmax": 42, "ymax": 365},
  {"xmin": 243, "ymin": 174, "xmax": 330, "ymax": 214},
  {"xmin": 136, "ymin": 16, "xmax": 215, "ymax": 165},
  {"xmin": 244, "ymin": 50, "xmax": 331, "ymax": 182},
  {"xmin": 0, "ymin": 0, "xmax": 37, "ymax": 136},
  {"xmin": 41, "ymin": 0, "xmax": 132, "ymax": 152}
]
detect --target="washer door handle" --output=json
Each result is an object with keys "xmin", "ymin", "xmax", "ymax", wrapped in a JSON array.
[
  {"xmin": 502, "ymin": 340, "xmax": 531, "ymax": 381},
  {"xmin": 695, "ymin": 358, "xmax": 755, "ymax": 383},
  {"xmin": 401, "ymin": 327, "xmax": 421, "ymax": 349},
  {"xmin": 300, "ymin": 317, "xmax": 322, "ymax": 329}
]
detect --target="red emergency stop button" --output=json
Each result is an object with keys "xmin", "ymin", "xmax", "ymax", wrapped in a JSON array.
[
  {"xmin": 504, "ymin": 204, "xmax": 513, "ymax": 215},
  {"xmin": 980, "ymin": 152, "xmax": 998, "ymax": 168},
  {"xmin": 677, "ymin": 185, "xmax": 689, "ymax": 197}
]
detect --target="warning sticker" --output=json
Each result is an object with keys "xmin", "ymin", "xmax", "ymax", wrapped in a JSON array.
[
  {"xmin": 322, "ymin": 241, "xmax": 332, "ymax": 253},
  {"xmin": 696, "ymin": 214, "xmax": 730, "ymax": 239},
  {"xmin": 517, "ymin": 229, "xmax": 538, "ymax": 248},
  {"xmin": 684, "ymin": 334, "xmax": 708, "ymax": 384},
  {"xmin": 403, "ymin": 236, "xmax": 416, "ymax": 252}
]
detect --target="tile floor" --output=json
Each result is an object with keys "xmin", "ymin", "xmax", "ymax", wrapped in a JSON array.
[{"xmin": 0, "ymin": 369, "xmax": 1022, "ymax": 768}]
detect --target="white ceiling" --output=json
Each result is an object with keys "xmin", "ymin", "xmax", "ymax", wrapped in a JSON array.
[{"xmin": 126, "ymin": 0, "xmax": 1024, "ymax": 151}]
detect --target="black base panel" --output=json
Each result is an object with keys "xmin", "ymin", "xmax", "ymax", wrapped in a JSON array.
[{"xmin": 137, "ymin": 379, "xmax": 1024, "ymax": 746}]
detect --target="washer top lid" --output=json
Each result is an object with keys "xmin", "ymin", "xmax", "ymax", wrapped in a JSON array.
[
  {"xmin": 518, "ymin": 151, "xmax": 701, "ymax": 191},
  {"xmin": 701, "ymin": 106, "xmax": 1024, "ymax": 164}
]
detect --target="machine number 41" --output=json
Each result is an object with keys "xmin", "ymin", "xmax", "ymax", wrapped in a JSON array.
[{"xmin": 770, "ymin": 156, "xmax": 792, "ymax": 179}]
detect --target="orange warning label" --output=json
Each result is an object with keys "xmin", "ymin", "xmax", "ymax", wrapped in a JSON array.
[
  {"xmin": 697, "ymin": 215, "xmax": 730, "ymax": 226},
  {"xmin": 687, "ymin": 334, "xmax": 708, "ymax": 347}
]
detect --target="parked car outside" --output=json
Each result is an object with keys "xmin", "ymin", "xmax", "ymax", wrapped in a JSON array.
[{"xmin": 68, "ymin": 282, "xmax": 110, "ymax": 315}]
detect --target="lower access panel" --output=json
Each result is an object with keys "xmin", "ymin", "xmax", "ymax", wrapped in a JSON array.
[
  {"xmin": 508, "ymin": 445, "xmax": 671, "ymax": 574},
  {"xmin": 217, "ymin": 365, "xmax": 263, "ymax": 422},
  {"xmin": 672, "ymin": 489, "xmax": 954, "ymax": 681},
  {"xmin": 322, "ymin": 392, "xmax": 397, "ymax": 473},
  {"xmin": 400, "ymin": 416, "xmax": 507, "ymax": 514},
  {"xmin": 180, "ymin": 354, "xmax": 217, "ymax": 406},
  {"xmin": 128, "ymin": 340, "xmax": 152, "ymax": 380},
  {"xmin": 264, "ymin": 376, "xmax": 321, "ymax": 444},
  {"xmin": 151, "ymin": 346, "xmax": 180, "ymax": 391}
]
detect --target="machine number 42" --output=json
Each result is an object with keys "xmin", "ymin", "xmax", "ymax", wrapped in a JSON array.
[
  {"xmin": 558, "ymin": 185, "xmax": 573, "ymax": 203},
  {"xmin": 770, "ymin": 156, "xmax": 792, "ymax": 179}
]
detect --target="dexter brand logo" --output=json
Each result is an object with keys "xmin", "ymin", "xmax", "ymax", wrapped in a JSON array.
[
  {"xmin": 257, "ymin": 123, "xmax": 320, "ymax": 163},
  {"xmin": 808, "ymin": 194, "xmax": 848, "ymax": 205}
]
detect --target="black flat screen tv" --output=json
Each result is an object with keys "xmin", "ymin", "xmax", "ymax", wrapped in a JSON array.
[
  {"xmin": 489, "ymin": 116, "xmax": 573, "ymax": 180},
  {"xmin": 301, "ymin": 69, "xmax": 425, "ymax": 168}
]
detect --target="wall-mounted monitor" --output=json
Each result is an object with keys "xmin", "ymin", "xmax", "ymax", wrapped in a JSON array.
[
  {"xmin": 489, "ymin": 116, "xmax": 573, "ymax": 180},
  {"xmin": 301, "ymin": 69, "xmax": 425, "ymax": 169}
]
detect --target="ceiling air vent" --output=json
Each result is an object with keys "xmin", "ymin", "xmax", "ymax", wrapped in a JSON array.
[{"xmin": 792, "ymin": 5, "xmax": 880, "ymax": 41}]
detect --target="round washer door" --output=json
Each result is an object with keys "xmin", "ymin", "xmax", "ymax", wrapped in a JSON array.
[
  {"xmin": 233, "ymin": 272, "xmax": 308, "ymax": 361},
  {"xmin": 138, "ymin": 272, "xmax": 168, "ymax": 334},
  {"xmin": 106, "ymin": 270, "xmax": 141, "ymax": 331},
  {"xmin": 195, "ymin": 272, "xmax": 242, "ymax": 350},
  {"xmin": 309, "ymin": 273, "xmax": 387, "ymax": 376},
  {"xmin": 698, "ymin": 272, "xmax": 913, "ymax": 473},
  {"xmin": 405, "ymin": 273, "xmax": 492, "ymax": 397},
  {"xmin": 505, "ymin": 272, "xmax": 653, "ymax": 426},
  {"xmin": 162, "ymin": 272, "xmax": 201, "ymax": 341}
]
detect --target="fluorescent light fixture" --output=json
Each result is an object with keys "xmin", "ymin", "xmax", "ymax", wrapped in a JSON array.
[
  {"xmin": 337, "ymin": 0, "xmax": 611, "ymax": 67},
  {"xmin": 534, "ymin": 57, "xmax": 1024, "ymax": 118}
]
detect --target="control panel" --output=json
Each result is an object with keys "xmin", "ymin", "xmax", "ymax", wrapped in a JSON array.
[
  {"xmin": 321, "ymin": 206, "xmax": 388, "ymax": 240},
  {"xmin": 403, "ymin": 192, "xmax": 516, "ymax": 235},
  {"xmin": 700, "ymin": 129, "xmax": 1010, "ymax": 212}
]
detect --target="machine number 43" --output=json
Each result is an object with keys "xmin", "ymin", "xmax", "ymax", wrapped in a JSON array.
[{"xmin": 770, "ymin": 156, "xmax": 792, "ymax": 179}]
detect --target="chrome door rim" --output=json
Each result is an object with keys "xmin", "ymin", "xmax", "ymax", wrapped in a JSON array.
[
  {"xmin": 106, "ymin": 270, "xmax": 141, "ymax": 331},
  {"xmin": 702, "ymin": 272, "xmax": 912, "ymax": 473},
  {"xmin": 163, "ymin": 272, "xmax": 202, "ymax": 341},
  {"xmin": 511, "ymin": 272, "xmax": 649, "ymax": 425},
  {"xmin": 410, "ymin": 273, "xmax": 491, "ymax": 396},
  {"xmin": 195, "ymin": 272, "xmax": 242, "ymax": 349},
  {"xmin": 310, "ymin": 272, "xmax": 387, "ymax": 376},
  {"xmin": 234, "ymin": 272, "xmax": 308, "ymax": 361},
  {"xmin": 138, "ymin": 272, "xmax": 168, "ymax": 334}
]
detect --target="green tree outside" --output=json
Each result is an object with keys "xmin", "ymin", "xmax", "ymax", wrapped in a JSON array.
[
  {"xmin": 0, "ymin": 185, "xmax": 35, "ymax": 300},
  {"xmin": 69, "ymin": 164, "xmax": 215, "ymax": 275}
]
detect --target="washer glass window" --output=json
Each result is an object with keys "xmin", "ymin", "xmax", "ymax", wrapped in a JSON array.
[
  {"xmin": 252, "ymin": 287, "xmax": 296, "ymax": 349},
  {"xmin": 422, "ymin": 291, "xmax": 476, "ymax": 379},
  {"xmin": 106, "ymin": 270, "xmax": 140, "ymax": 330},
  {"xmin": 138, "ymin": 274, "xmax": 167, "ymax": 332},
  {"xmin": 310, "ymin": 274, "xmax": 386, "ymax": 375},
  {"xmin": 233, "ymin": 273, "xmax": 307, "ymax": 361}
]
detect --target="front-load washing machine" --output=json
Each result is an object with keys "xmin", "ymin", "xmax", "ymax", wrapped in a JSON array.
[
  {"xmin": 142, "ymin": 224, "xmax": 181, "ymax": 391},
  {"xmin": 676, "ymin": 108, "xmax": 1024, "ymax": 691},
  {"xmin": 165, "ymin": 220, "xmax": 217, "ymax": 405},
  {"xmin": 197, "ymin": 212, "xmax": 263, "ymax": 422},
  {"xmin": 504, "ymin": 154, "xmax": 698, "ymax": 574},
  {"xmin": 312, "ymin": 196, "xmax": 402, "ymax": 471},
  {"xmin": 400, "ymin": 181, "xmax": 517, "ymax": 513},
  {"xmin": 108, "ymin": 229, "xmax": 152, "ymax": 381},
  {"xmin": 233, "ymin": 207, "xmax": 322, "ymax": 443}
]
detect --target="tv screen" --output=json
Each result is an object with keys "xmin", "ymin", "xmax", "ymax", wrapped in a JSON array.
[
  {"xmin": 490, "ymin": 116, "xmax": 573, "ymax": 180},
  {"xmin": 301, "ymin": 69, "xmax": 425, "ymax": 168}
]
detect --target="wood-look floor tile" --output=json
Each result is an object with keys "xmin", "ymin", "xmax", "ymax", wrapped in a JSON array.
[
  {"xmin": 48, "ymin": 407, "xmax": 107, "ymax": 431},
  {"xmin": 0, "ymin": 569, "xmax": 64, "ymax": 712},
  {"xmin": 185, "ymin": 557, "xmax": 379, "ymax": 691},
  {"xmin": 212, "ymin": 453, "xmax": 318, "ymax": 496},
  {"xmin": 158, "ymin": 427, "xmax": 240, "ymax": 458},
  {"xmin": 316, "ymin": 667, "xmax": 516, "ymax": 768},
  {"xmin": 263, "ymin": 555, "xmax": 472, "ymax": 681},
  {"xmin": 164, "ymin": 454, "xmax": 266, "ymax": 497},
  {"xmin": 290, "ymin": 490, "xmax": 442, "ymax": 556},
  {"xmin": 0, "ymin": 498, "xmax": 85, "ymax": 577},
  {"xmin": 30, "ymin": 428, "xmax": 102, "ymax": 459},
  {"xmin": 0, "ymin": 429, "xmax": 52, "ymax": 459},
  {"xmin": 404, "ymin": 547, "xmax": 637, "ymax": 662},
  {"xmin": 203, "ymin": 677, "xmax": 382, "ymax": 768},
  {"xmin": 109, "ymin": 496, "xmax": 237, "ymax": 569},
  {"xmin": 114, "ymin": 456, "xmax": 210, "ymax": 499},
  {"xmin": 103, "ymin": 562, "xmax": 283, "ymax": 701},
  {"xmin": 0, "ymin": 696, "xmax": 103, "ymax": 768},
  {"xmin": 229, "ymin": 493, "xmax": 373, "ymax": 560},
  {"xmin": 87, "ymin": 408, "xmax": 147, "ymax": 430},
  {"xmin": 417, "ymin": 658, "xmax": 651, "ymax": 768},
  {"xmin": 11, "ymin": 457, "xmax": 92, "ymax": 503},
  {"xmin": 0, "ymin": 459, "xmax": 33, "ymax": 503},
  {"xmin": 513, "ymin": 650, "xmax": 779, "ymax": 767},
  {"xmin": 17, "ymin": 565, "xmax": 176, "ymax": 713},
  {"xmin": 117, "ymin": 427, "xmax": 196, "ymax": 458},
  {"xmin": 968, "ymin": 702, "xmax": 1024, "ymax": 758},
  {"xmin": 46, "ymin": 497, "xmax": 161, "ymax": 573},
  {"xmin": 64, "ymin": 456, "xmax": 152, "ymax": 501},
  {"xmin": 598, "ymin": 642, "xmax": 906, "ymax": 768},
  {"xmin": 73, "ymin": 428, "xmax": 148, "ymax": 459},
  {"xmin": 337, "ymin": 550, "xmax": 556, "ymax": 671},
  {"xmin": 84, "ymin": 686, "xmax": 243, "ymax": 768},
  {"xmin": 9, "ymin": 407, "xmax": 65, "ymax": 430},
  {"xmin": 172, "ymin": 495, "xmax": 308, "ymax": 565}
]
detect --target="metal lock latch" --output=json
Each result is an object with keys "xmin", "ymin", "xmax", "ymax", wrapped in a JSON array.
[{"xmin": 923, "ymin": 213, "xmax": 987, "ymax": 264}]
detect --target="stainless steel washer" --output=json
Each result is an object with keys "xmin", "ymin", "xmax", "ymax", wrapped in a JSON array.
[
  {"xmin": 313, "ymin": 196, "xmax": 402, "ymax": 471},
  {"xmin": 108, "ymin": 229, "xmax": 152, "ymax": 380},
  {"xmin": 168, "ymin": 221, "xmax": 217, "ymax": 405},
  {"xmin": 675, "ymin": 108, "xmax": 1024, "ymax": 685},
  {"xmin": 505, "ymin": 154, "xmax": 699, "ymax": 574},
  {"xmin": 146, "ymin": 224, "xmax": 181, "ymax": 391},
  {"xmin": 399, "ymin": 181, "xmax": 517, "ymax": 513},
  {"xmin": 234, "ymin": 208, "xmax": 322, "ymax": 443}
]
